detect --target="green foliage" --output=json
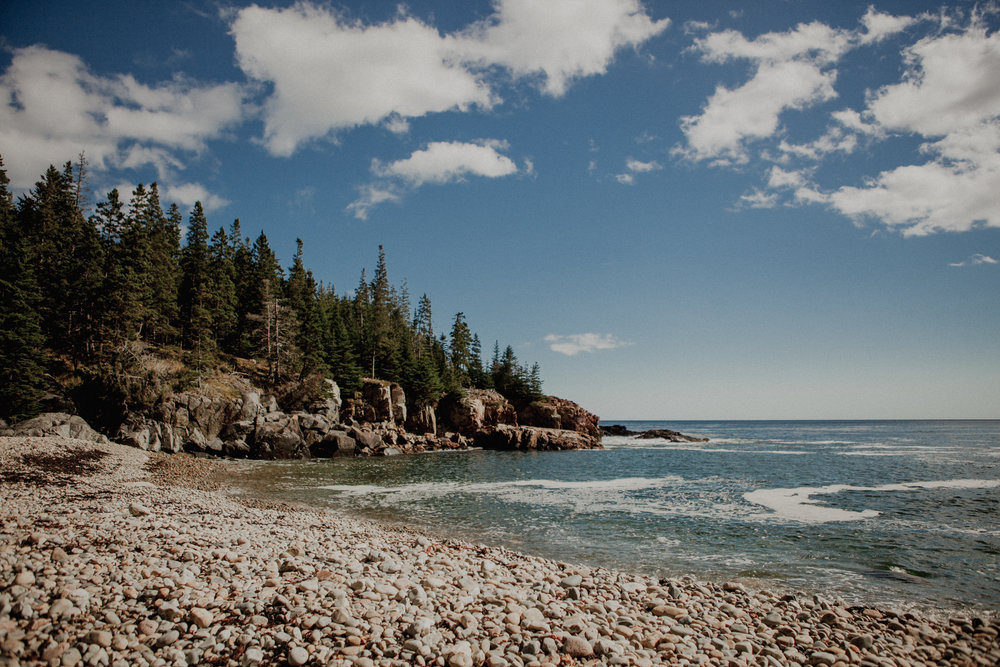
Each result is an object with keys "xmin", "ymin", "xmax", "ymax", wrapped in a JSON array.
[
  {"xmin": 0, "ymin": 154, "xmax": 549, "ymax": 418},
  {"xmin": 0, "ymin": 157, "xmax": 47, "ymax": 421}
]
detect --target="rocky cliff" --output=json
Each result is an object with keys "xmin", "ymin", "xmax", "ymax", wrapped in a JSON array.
[{"xmin": 2, "ymin": 378, "xmax": 602, "ymax": 460}]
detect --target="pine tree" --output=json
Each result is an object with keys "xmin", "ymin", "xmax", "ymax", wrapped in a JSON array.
[{"xmin": 0, "ymin": 156, "xmax": 47, "ymax": 421}]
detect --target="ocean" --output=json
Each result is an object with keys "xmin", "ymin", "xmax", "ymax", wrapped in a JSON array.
[{"xmin": 237, "ymin": 420, "xmax": 1000, "ymax": 616}]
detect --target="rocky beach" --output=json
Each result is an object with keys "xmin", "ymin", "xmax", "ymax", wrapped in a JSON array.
[{"xmin": 3, "ymin": 436, "xmax": 998, "ymax": 667}]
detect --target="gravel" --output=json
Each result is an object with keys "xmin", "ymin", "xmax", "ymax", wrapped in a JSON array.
[{"xmin": 2, "ymin": 435, "xmax": 998, "ymax": 666}]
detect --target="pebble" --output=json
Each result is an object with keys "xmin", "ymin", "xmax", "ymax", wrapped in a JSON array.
[
  {"xmin": 287, "ymin": 645, "xmax": 309, "ymax": 665},
  {"xmin": 1, "ymin": 436, "xmax": 997, "ymax": 667}
]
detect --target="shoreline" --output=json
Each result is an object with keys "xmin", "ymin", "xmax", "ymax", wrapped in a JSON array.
[{"xmin": 2, "ymin": 437, "xmax": 998, "ymax": 666}]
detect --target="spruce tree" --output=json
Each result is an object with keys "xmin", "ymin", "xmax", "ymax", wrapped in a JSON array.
[
  {"xmin": 143, "ymin": 184, "xmax": 180, "ymax": 344},
  {"xmin": 449, "ymin": 312, "xmax": 472, "ymax": 388},
  {"xmin": 0, "ymin": 156, "xmax": 47, "ymax": 421},
  {"xmin": 207, "ymin": 226, "xmax": 238, "ymax": 348},
  {"xmin": 179, "ymin": 202, "xmax": 215, "ymax": 375}
]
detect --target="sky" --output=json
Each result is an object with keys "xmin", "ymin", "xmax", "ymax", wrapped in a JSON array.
[{"xmin": 2, "ymin": 0, "xmax": 998, "ymax": 420}]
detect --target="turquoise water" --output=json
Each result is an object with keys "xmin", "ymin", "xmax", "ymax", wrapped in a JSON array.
[{"xmin": 238, "ymin": 420, "xmax": 1000, "ymax": 615}]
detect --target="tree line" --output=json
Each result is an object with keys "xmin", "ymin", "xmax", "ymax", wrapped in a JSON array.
[{"xmin": 0, "ymin": 155, "xmax": 543, "ymax": 423}]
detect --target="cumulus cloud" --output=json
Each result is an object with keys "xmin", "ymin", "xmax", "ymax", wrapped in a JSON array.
[
  {"xmin": 676, "ymin": 10, "xmax": 916, "ymax": 166},
  {"xmin": 545, "ymin": 333, "xmax": 630, "ymax": 356},
  {"xmin": 858, "ymin": 7, "xmax": 917, "ymax": 45},
  {"xmin": 675, "ymin": 21, "xmax": 855, "ymax": 165},
  {"xmin": 457, "ymin": 0, "xmax": 670, "ymax": 96},
  {"xmin": 230, "ymin": 0, "xmax": 667, "ymax": 156},
  {"xmin": 349, "ymin": 140, "xmax": 520, "ymax": 218},
  {"xmin": 373, "ymin": 140, "xmax": 518, "ymax": 186},
  {"xmin": 0, "ymin": 45, "xmax": 245, "ymax": 189},
  {"xmin": 950, "ymin": 253, "xmax": 998, "ymax": 267},
  {"xmin": 815, "ymin": 24, "xmax": 1000, "ymax": 235},
  {"xmin": 682, "ymin": 8, "xmax": 999, "ymax": 237},
  {"xmin": 678, "ymin": 60, "xmax": 838, "ymax": 165},
  {"xmin": 230, "ymin": 4, "xmax": 494, "ymax": 157}
]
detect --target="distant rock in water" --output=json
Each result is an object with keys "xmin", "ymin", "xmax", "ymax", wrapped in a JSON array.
[
  {"xmin": 601, "ymin": 424, "xmax": 640, "ymax": 436},
  {"xmin": 636, "ymin": 428, "xmax": 709, "ymax": 443},
  {"xmin": 600, "ymin": 424, "xmax": 707, "ymax": 442}
]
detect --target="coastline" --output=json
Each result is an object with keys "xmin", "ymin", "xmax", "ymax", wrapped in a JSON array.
[{"xmin": 2, "ymin": 437, "xmax": 998, "ymax": 666}]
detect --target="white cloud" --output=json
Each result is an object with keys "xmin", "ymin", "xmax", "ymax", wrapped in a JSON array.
[
  {"xmin": 230, "ymin": 1, "xmax": 667, "ymax": 156},
  {"xmin": 950, "ymin": 253, "xmax": 998, "ymax": 267},
  {"xmin": 738, "ymin": 188, "xmax": 778, "ymax": 209},
  {"xmin": 867, "ymin": 27, "xmax": 1000, "ymax": 137},
  {"xmin": 161, "ymin": 182, "xmax": 230, "ymax": 212},
  {"xmin": 373, "ymin": 140, "xmax": 518, "ymax": 186},
  {"xmin": 346, "ymin": 184, "xmax": 403, "ymax": 221},
  {"xmin": 693, "ymin": 22, "xmax": 851, "ymax": 66},
  {"xmin": 677, "ymin": 59, "xmax": 838, "ymax": 165},
  {"xmin": 626, "ymin": 158, "xmax": 662, "ymax": 173},
  {"xmin": 457, "ymin": 0, "xmax": 669, "ymax": 96},
  {"xmin": 767, "ymin": 166, "xmax": 808, "ymax": 189},
  {"xmin": 0, "ymin": 45, "xmax": 245, "ymax": 189},
  {"xmin": 349, "ymin": 140, "xmax": 520, "ymax": 217},
  {"xmin": 230, "ymin": 4, "xmax": 493, "ymax": 157},
  {"xmin": 615, "ymin": 156, "xmax": 662, "ymax": 184},
  {"xmin": 858, "ymin": 7, "xmax": 917, "ymax": 45},
  {"xmin": 814, "ymin": 25, "xmax": 1000, "ymax": 235},
  {"xmin": 545, "ymin": 333, "xmax": 630, "ymax": 356}
]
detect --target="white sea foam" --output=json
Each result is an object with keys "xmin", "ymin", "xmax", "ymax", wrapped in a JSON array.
[{"xmin": 744, "ymin": 479, "xmax": 1000, "ymax": 524}]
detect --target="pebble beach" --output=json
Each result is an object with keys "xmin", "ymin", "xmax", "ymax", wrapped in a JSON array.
[{"xmin": 2, "ymin": 436, "xmax": 998, "ymax": 667}]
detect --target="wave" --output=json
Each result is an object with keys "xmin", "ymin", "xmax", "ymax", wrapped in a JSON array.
[{"xmin": 744, "ymin": 479, "xmax": 1000, "ymax": 524}]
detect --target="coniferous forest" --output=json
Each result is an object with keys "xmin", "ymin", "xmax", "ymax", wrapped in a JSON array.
[{"xmin": 0, "ymin": 155, "xmax": 543, "ymax": 425}]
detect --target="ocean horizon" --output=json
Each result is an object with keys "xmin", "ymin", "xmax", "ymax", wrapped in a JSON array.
[{"xmin": 238, "ymin": 419, "xmax": 1000, "ymax": 616}]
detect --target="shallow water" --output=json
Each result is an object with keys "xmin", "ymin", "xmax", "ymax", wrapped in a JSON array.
[{"xmin": 237, "ymin": 420, "xmax": 1000, "ymax": 615}]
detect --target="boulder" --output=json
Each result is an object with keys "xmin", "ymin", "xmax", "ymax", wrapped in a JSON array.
[
  {"xmin": 438, "ymin": 389, "xmax": 517, "ymax": 436},
  {"xmin": 309, "ymin": 430, "xmax": 356, "ymax": 458},
  {"xmin": 349, "ymin": 426, "xmax": 383, "ymax": 451},
  {"xmin": 2, "ymin": 413, "xmax": 109, "ymax": 445},
  {"xmin": 251, "ymin": 413, "xmax": 307, "ymax": 459},
  {"xmin": 518, "ymin": 396, "xmax": 601, "ymax": 440},
  {"xmin": 474, "ymin": 424, "xmax": 600, "ymax": 451}
]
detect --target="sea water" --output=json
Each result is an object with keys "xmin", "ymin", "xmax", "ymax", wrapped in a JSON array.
[{"xmin": 237, "ymin": 420, "xmax": 1000, "ymax": 615}]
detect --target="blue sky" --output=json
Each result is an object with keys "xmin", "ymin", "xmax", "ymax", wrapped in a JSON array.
[{"xmin": 2, "ymin": 0, "xmax": 998, "ymax": 419}]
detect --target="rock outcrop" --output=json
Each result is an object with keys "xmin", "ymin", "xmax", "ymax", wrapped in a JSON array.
[
  {"xmin": 438, "ymin": 390, "xmax": 517, "ymax": 434},
  {"xmin": 475, "ymin": 424, "xmax": 598, "ymax": 451},
  {"xmin": 5, "ymin": 376, "xmax": 603, "ymax": 460},
  {"xmin": 0, "ymin": 413, "xmax": 109, "ymax": 445},
  {"xmin": 518, "ymin": 396, "xmax": 601, "ymax": 441}
]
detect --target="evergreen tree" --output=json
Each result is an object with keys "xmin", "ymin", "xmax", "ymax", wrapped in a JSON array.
[
  {"xmin": 179, "ymin": 202, "xmax": 215, "ymax": 374},
  {"xmin": 449, "ymin": 312, "xmax": 472, "ymax": 388},
  {"xmin": 207, "ymin": 226, "xmax": 238, "ymax": 347},
  {"xmin": 229, "ymin": 219, "xmax": 256, "ymax": 356},
  {"xmin": 17, "ymin": 163, "xmax": 100, "ymax": 360},
  {"xmin": 370, "ymin": 245, "xmax": 391, "ymax": 378},
  {"xmin": 143, "ymin": 184, "xmax": 180, "ymax": 344},
  {"xmin": 0, "ymin": 156, "xmax": 47, "ymax": 421}
]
